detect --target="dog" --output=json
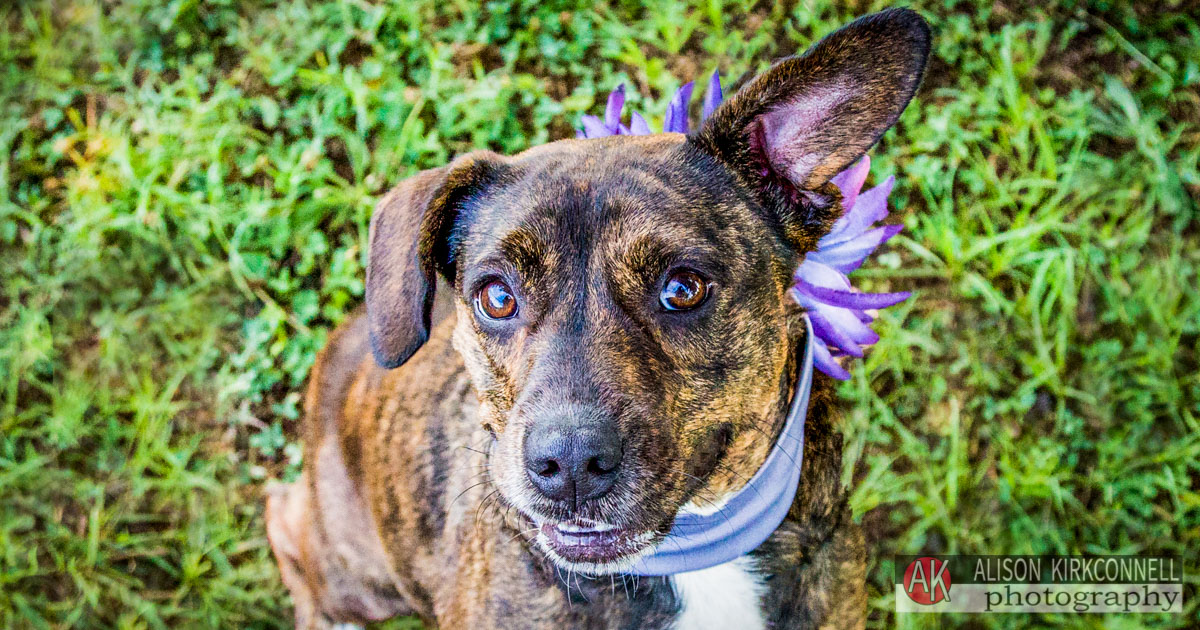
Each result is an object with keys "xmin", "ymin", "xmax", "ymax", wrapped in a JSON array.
[{"xmin": 265, "ymin": 8, "xmax": 930, "ymax": 629}]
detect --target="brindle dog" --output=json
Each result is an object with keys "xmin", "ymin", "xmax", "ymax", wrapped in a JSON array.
[{"xmin": 266, "ymin": 8, "xmax": 930, "ymax": 629}]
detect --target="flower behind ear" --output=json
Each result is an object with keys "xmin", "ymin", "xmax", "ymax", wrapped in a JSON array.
[
  {"xmin": 578, "ymin": 78, "xmax": 708, "ymax": 138},
  {"xmin": 579, "ymin": 84, "xmax": 634, "ymax": 137},
  {"xmin": 789, "ymin": 156, "xmax": 909, "ymax": 380},
  {"xmin": 701, "ymin": 70, "xmax": 722, "ymax": 121}
]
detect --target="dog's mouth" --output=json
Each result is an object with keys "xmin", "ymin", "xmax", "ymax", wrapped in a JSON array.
[{"xmin": 530, "ymin": 517, "xmax": 657, "ymax": 569}]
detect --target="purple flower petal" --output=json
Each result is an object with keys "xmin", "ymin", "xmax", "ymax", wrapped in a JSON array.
[
  {"xmin": 815, "ymin": 301, "xmax": 881, "ymax": 345},
  {"xmin": 796, "ymin": 277, "xmax": 910, "ymax": 310},
  {"xmin": 663, "ymin": 81, "xmax": 694, "ymax": 133},
  {"xmin": 702, "ymin": 70, "xmax": 723, "ymax": 121},
  {"xmin": 822, "ymin": 176, "xmax": 895, "ymax": 247},
  {"xmin": 581, "ymin": 114, "xmax": 610, "ymax": 138},
  {"xmin": 629, "ymin": 112, "xmax": 651, "ymax": 135},
  {"xmin": 794, "ymin": 259, "xmax": 852, "ymax": 291},
  {"xmin": 808, "ymin": 309, "xmax": 865, "ymax": 357},
  {"xmin": 829, "ymin": 156, "xmax": 870, "ymax": 213},
  {"xmin": 810, "ymin": 224, "xmax": 904, "ymax": 274},
  {"xmin": 791, "ymin": 248, "xmax": 905, "ymax": 363},
  {"xmin": 811, "ymin": 337, "xmax": 851, "ymax": 380},
  {"xmin": 788, "ymin": 285, "xmax": 881, "ymax": 347},
  {"xmin": 605, "ymin": 84, "xmax": 626, "ymax": 132}
]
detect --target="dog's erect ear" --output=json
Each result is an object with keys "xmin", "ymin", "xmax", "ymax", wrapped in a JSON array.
[
  {"xmin": 692, "ymin": 8, "xmax": 930, "ymax": 245},
  {"xmin": 366, "ymin": 151, "xmax": 502, "ymax": 368}
]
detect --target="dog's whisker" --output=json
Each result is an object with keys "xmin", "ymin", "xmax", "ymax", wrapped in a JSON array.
[
  {"xmin": 448, "ymin": 479, "xmax": 493, "ymax": 510},
  {"xmin": 501, "ymin": 525, "xmax": 542, "ymax": 547},
  {"xmin": 472, "ymin": 489, "xmax": 502, "ymax": 533}
]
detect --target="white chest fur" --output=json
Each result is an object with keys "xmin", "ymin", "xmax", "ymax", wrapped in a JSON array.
[{"xmin": 670, "ymin": 556, "xmax": 767, "ymax": 630}]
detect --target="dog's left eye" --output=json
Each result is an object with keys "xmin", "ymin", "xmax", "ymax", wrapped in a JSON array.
[
  {"xmin": 660, "ymin": 271, "xmax": 710, "ymax": 311},
  {"xmin": 476, "ymin": 280, "xmax": 518, "ymax": 320}
]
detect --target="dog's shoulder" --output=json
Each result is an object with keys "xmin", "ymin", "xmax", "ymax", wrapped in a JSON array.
[
  {"xmin": 307, "ymin": 289, "xmax": 461, "ymax": 443},
  {"xmin": 303, "ymin": 307, "xmax": 372, "ymax": 446}
]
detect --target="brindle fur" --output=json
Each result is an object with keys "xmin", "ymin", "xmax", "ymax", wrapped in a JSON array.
[{"xmin": 267, "ymin": 9, "xmax": 929, "ymax": 629}]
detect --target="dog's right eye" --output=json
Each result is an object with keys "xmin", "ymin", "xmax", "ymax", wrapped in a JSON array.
[
  {"xmin": 476, "ymin": 280, "xmax": 518, "ymax": 320},
  {"xmin": 660, "ymin": 270, "xmax": 711, "ymax": 311}
]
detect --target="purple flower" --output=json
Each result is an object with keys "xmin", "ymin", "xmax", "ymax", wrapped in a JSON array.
[
  {"xmin": 578, "ymin": 73, "xmax": 908, "ymax": 380},
  {"xmin": 578, "ymin": 84, "xmax": 630, "ymax": 137},
  {"xmin": 701, "ymin": 70, "xmax": 722, "ymax": 121},
  {"xmin": 790, "ymin": 155, "xmax": 909, "ymax": 379},
  {"xmin": 578, "ymin": 70, "xmax": 723, "ymax": 138}
]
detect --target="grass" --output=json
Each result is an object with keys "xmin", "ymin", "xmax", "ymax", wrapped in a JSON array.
[{"xmin": 1, "ymin": 0, "xmax": 1197, "ymax": 628}]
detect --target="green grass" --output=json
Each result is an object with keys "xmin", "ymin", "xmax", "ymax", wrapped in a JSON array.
[{"xmin": 1, "ymin": 0, "xmax": 1197, "ymax": 628}]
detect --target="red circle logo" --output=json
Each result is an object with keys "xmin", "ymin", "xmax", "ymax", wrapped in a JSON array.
[{"xmin": 903, "ymin": 557, "xmax": 953, "ymax": 605}]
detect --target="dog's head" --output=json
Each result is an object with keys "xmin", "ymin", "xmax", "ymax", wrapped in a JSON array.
[{"xmin": 365, "ymin": 9, "xmax": 929, "ymax": 572}]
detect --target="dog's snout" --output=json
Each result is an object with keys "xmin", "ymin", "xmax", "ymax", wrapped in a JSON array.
[{"xmin": 524, "ymin": 418, "xmax": 622, "ymax": 507}]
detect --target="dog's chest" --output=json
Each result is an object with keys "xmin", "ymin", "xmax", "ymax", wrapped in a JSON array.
[{"xmin": 669, "ymin": 556, "xmax": 767, "ymax": 630}]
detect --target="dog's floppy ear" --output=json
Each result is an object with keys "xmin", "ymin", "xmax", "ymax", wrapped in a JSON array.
[
  {"xmin": 692, "ymin": 8, "xmax": 930, "ymax": 247},
  {"xmin": 366, "ymin": 151, "xmax": 502, "ymax": 368}
]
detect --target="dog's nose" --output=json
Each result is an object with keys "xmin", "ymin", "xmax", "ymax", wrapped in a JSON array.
[{"xmin": 524, "ymin": 421, "xmax": 622, "ymax": 507}]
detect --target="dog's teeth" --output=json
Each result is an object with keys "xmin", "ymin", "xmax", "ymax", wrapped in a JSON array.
[{"xmin": 556, "ymin": 521, "xmax": 619, "ymax": 534}]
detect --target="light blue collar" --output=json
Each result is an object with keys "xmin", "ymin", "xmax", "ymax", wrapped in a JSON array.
[{"xmin": 628, "ymin": 314, "xmax": 814, "ymax": 576}]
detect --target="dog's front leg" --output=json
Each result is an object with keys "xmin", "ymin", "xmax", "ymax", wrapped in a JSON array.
[{"xmin": 266, "ymin": 468, "xmax": 414, "ymax": 628}]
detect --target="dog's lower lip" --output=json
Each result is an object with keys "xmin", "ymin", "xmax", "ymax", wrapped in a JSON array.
[
  {"xmin": 543, "ymin": 522, "xmax": 624, "ymax": 548},
  {"xmin": 539, "ymin": 520, "xmax": 644, "ymax": 563}
]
